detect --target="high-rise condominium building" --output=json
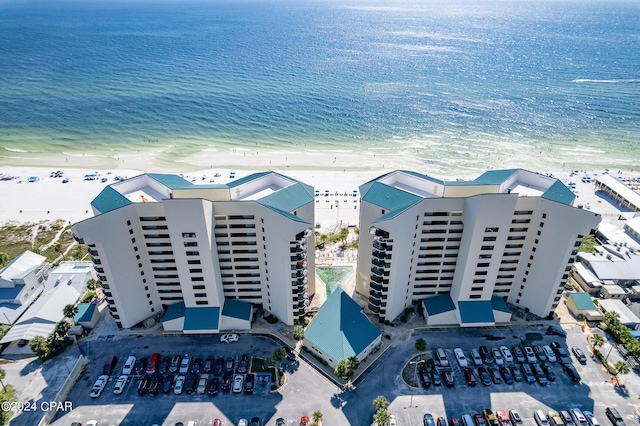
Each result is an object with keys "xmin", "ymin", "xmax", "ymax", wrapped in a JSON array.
[
  {"xmin": 72, "ymin": 172, "xmax": 315, "ymax": 332},
  {"xmin": 357, "ymin": 169, "xmax": 601, "ymax": 326}
]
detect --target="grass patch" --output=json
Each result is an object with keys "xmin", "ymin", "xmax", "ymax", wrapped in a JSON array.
[
  {"xmin": 250, "ymin": 357, "xmax": 277, "ymax": 382},
  {"xmin": 0, "ymin": 220, "xmax": 78, "ymax": 265},
  {"xmin": 80, "ymin": 291, "xmax": 96, "ymax": 303},
  {"xmin": 0, "ymin": 385, "xmax": 17, "ymax": 425}
]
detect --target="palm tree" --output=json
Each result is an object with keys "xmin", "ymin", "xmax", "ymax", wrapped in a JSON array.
[
  {"xmin": 272, "ymin": 347, "xmax": 286, "ymax": 363},
  {"xmin": 63, "ymin": 304, "xmax": 78, "ymax": 319},
  {"xmin": 347, "ymin": 356, "xmax": 360, "ymax": 371},
  {"xmin": 591, "ymin": 334, "xmax": 605, "ymax": 350},
  {"xmin": 373, "ymin": 409, "xmax": 392, "ymax": 426},
  {"xmin": 603, "ymin": 311, "xmax": 620, "ymax": 327},
  {"xmin": 86, "ymin": 278, "xmax": 99, "ymax": 291},
  {"xmin": 373, "ymin": 395, "xmax": 390, "ymax": 412},
  {"xmin": 0, "ymin": 366, "xmax": 6, "ymax": 393},
  {"xmin": 29, "ymin": 336, "xmax": 48, "ymax": 357},
  {"xmin": 312, "ymin": 411, "xmax": 323, "ymax": 424},
  {"xmin": 613, "ymin": 361, "xmax": 630, "ymax": 385}
]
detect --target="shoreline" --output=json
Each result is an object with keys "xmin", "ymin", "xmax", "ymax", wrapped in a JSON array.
[{"xmin": 1, "ymin": 163, "xmax": 637, "ymax": 232}]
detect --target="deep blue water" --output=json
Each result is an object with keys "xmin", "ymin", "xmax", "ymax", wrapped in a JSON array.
[{"xmin": 0, "ymin": 0, "xmax": 639, "ymax": 172}]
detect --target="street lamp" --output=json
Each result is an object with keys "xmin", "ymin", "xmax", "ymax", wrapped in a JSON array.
[{"xmin": 407, "ymin": 359, "xmax": 425, "ymax": 408}]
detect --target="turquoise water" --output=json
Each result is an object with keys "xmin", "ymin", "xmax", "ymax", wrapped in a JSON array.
[
  {"xmin": 317, "ymin": 266, "xmax": 353, "ymax": 297},
  {"xmin": 0, "ymin": 0, "xmax": 639, "ymax": 174}
]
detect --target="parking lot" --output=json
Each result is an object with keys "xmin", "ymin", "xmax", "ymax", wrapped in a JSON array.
[{"xmin": 48, "ymin": 324, "xmax": 640, "ymax": 426}]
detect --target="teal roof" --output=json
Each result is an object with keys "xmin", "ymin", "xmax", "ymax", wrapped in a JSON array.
[
  {"xmin": 0, "ymin": 284, "xmax": 24, "ymax": 300},
  {"xmin": 90, "ymin": 185, "xmax": 132, "ymax": 214},
  {"xmin": 73, "ymin": 303, "xmax": 97, "ymax": 323},
  {"xmin": 423, "ymin": 294, "xmax": 456, "ymax": 316},
  {"xmin": 305, "ymin": 288, "xmax": 380, "ymax": 362},
  {"xmin": 148, "ymin": 173, "xmax": 194, "ymax": 189},
  {"xmin": 258, "ymin": 182, "xmax": 314, "ymax": 213},
  {"xmin": 163, "ymin": 301, "xmax": 186, "ymax": 322},
  {"xmin": 473, "ymin": 169, "xmax": 519, "ymax": 185},
  {"xmin": 401, "ymin": 170, "xmax": 445, "ymax": 185},
  {"xmin": 222, "ymin": 299, "xmax": 252, "ymax": 321},
  {"xmin": 542, "ymin": 179, "xmax": 576, "ymax": 206},
  {"xmin": 458, "ymin": 300, "xmax": 495, "ymax": 324},
  {"xmin": 491, "ymin": 296, "xmax": 511, "ymax": 314},
  {"xmin": 226, "ymin": 172, "xmax": 271, "ymax": 188},
  {"xmin": 361, "ymin": 181, "xmax": 423, "ymax": 212},
  {"xmin": 569, "ymin": 292, "xmax": 597, "ymax": 311},
  {"xmin": 184, "ymin": 306, "xmax": 220, "ymax": 331}
]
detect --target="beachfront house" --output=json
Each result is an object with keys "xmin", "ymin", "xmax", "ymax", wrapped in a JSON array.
[
  {"xmin": 72, "ymin": 172, "xmax": 316, "ymax": 332},
  {"xmin": 0, "ymin": 251, "xmax": 48, "ymax": 325},
  {"xmin": 356, "ymin": 169, "xmax": 601, "ymax": 326}
]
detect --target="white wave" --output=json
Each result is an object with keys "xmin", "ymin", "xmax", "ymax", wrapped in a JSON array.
[
  {"xmin": 572, "ymin": 78, "xmax": 640, "ymax": 83},
  {"xmin": 3, "ymin": 147, "xmax": 28, "ymax": 153}
]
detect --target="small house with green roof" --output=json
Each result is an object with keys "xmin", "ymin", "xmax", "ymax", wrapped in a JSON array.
[
  {"xmin": 303, "ymin": 288, "xmax": 381, "ymax": 369},
  {"xmin": 566, "ymin": 292, "xmax": 602, "ymax": 321}
]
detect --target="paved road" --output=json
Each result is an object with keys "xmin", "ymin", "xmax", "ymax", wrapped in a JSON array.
[{"xmin": 43, "ymin": 324, "xmax": 640, "ymax": 426}]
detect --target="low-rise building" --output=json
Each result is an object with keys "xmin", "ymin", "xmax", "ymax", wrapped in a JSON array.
[
  {"xmin": 598, "ymin": 299, "xmax": 640, "ymax": 330},
  {"xmin": 0, "ymin": 251, "xmax": 47, "ymax": 325},
  {"xmin": 566, "ymin": 292, "xmax": 602, "ymax": 321},
  {"xmin": 601, "ymin": 284, "xmax": 627, "ymax": 300}
]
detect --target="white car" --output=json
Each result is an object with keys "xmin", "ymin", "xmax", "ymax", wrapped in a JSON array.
[
  {"xmin": 470, "ymin": 348, "xmax": 483, "ymax": 366},
  {"xmin": 238, "ymin": 420, "xmax": 249, "ymax": 426},
  {"xmin": 113, "ymin": 375, "xmax": 128, "ymax": 395},
  {"xmin": 86, "ymin": 422, "xmax": 98, "ymax": 426},
  {"xmin": 390, "ymin": 414, "xmax": 397, "ymax": 426},
  {"xmin": 220, "ymin": 333, "xmax": 239, "ymax": 344},
  {"xmin": 583, "ymin": 411, "xmax": 600, "ymax": 426},
  {"xmin": 454, "ymin": 348, "xmax": 468, "ymax": 367},
  {"xmin": 523, "ymin": 346, "xmax": 537, "ymax": 363},
  {"xmin": 500, "ymin": 346, "xmax": 513, "ymax": 363},
  {"xmin": 89, "ymin": 375, "xmax": 109, "ymax": 398},
  {"xmin": 174, "ymin": 375, "xmax": 186, "ymax": 395},
  {"xmin": 232, "ymin": 374, "xmax": 244, "ymax": 393},
  {"xmin": 543, "ymin": 345, "xmax": 557, "ymax": 363},
  {"xmin": 122, "ymin": 355, "xmax": 136, "ymax": 375},
  {"xmin": 492, "ymin": 348, "xmax": 504, "ymax": 365},
  {"xmin": 179, "ymin": 354, "xmax": 191, "ymax": 374}
]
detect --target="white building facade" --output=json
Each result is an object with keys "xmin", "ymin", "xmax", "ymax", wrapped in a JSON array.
[
  {"xmin": 72, "ymin": 172, "xmax": 315, "ymax": 332},
  {"xmin": 357, "ymin": 169, "xmax": 601, "ymax": 326}
]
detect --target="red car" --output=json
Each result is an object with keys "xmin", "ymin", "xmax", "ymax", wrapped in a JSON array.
[
  {"xmin": 146, "ymin": 353, "xmax": 161, "ymax": 375},
  {"xmin": 300, "ymin": 416, "xmax": 310, "ymax": 426},
  {"xmin": 213, "ymin": 419, "xmax": 222, "ymax": 426}
]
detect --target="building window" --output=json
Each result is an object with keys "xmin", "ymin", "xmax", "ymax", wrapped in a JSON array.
[
  {"xmin": 184, "ymin": 241, "xmax": 198, "ymax": 247},
  {"xmin": 129, "ymin": 229, "xmax": 133, "ymax": 235},
  {"xmin": 542, "ymin": 213, "xmax": 547, "ymax": 219},
  {"xmin": 127, "ymin": 220, "xmax": 131, "ymax": 226},
  {"xmin": 182, "ymin": 232, "xmax": 196, "ymax": 238},
  {"xmin": 131, "ymin": 238, "xmax": 136, "ymax": 243}
]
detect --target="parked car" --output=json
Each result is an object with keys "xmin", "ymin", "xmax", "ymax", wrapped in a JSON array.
[
  {"xmin": 532, "ymin": 363, "xmax": 548, "ymax": 385},
  {"xmin": 535, "ymin": 410, "xmax": 550, "ymax": 426},
  {"xmin": 232, "ymin": 374, "xmax": 244, "ymax": 393},
  {"xmin": 137, "ymin": 374, "xmax": 152, "ymax": 395},
  {"xmin": 547, "ymin": 325, "xmax": 567, "ymax": 336},
  {"xmin": 438, "ymin": 417, "xmax": 448, "ymax": 426},
  {"xmin": 570, "ymin": 409, "xmax": 588, "ymax": 426},
  {"xmin": 604, "ymin": 407, "xmax": 625, "ymax": 426},
  {"xmin": 454, "ymin": 348, "xmax": 468, "ymax": 367},
  {"xmin": 499, "ymin": 366, "xmax": 514, "ymax": 385},
  {"xmin": 185, "ymin": 374, "xmax": 199, "ymax": 394},
  {"xmin": 484, "ymin": 409, "xmax": 500, "ymax": 426},
  {"xmin": 500, "ymin": 346, "xmax": 514, "ymax": 363},
  {"xmin": 477, "ymin": 367, "xmax": 492, "ymax": 386},
  {"xmin": 564, "ymin": 364, "xmax": 581, "ymax": 382},
  {"xmin": 214, "ymin": 357, "xmax": 225, "ymax": 375},
  {"xmin": 488, "ymin": 367, "xmax": 502, "ymax": 384},
  {"xmin": 197, "ymin": 374, "xmax": 208, "ymax": 394},
  {"xmin": 244, "ymin": 373, "xmax": 255, "ymax": 393},
  {"xmin": 122, "ymin": 356, "xmax": 136, "ymax": 375},
  {"xmin": 571, "ymin": 346, "xmax": 587, "ymax": 364},
  {"xmin": 149, "ymin": 374, "xmax": 163, "ymax": 395},
  {"xmin": 220, "ymin": 333, "xmax": 239, "ymax": 343},
  {"xmin": 436, "ymin": 348, "xmax": 449, "ymax": 367},
  {"xmin": 471, "ymin": 349, "xmax": 483, "ymax": 366},
  {"xmin": 225, "ymin": 358, "xmax": 235, "ymax": 372},
  {"xmin": 560, "ymin": 411, "xmax": 575, "ymax": 426},
  {"xmin": 221, "ymin": 372, "xmax": 232, "ymax": 392},
  {"xmin": 443, "ymin": 370, "xmax": 455, "ymax": 387},
  {"xmin": 90, "ymin": 375, "xmax": 109, "ymax": 398},
  {"xmin": 169, "ymin": 355, "xmax": 181, "ymax": 373},
  {"xmin": 250, "ymin": 417, "xmax": 262, "ymax": 426},
  {"xmin": 204, "ymin": 357, "xmax": 214, "ymax": 373},
  {"xmin": 173, "ymin": 375, "xmax": 185, "ymax": 395},
  {"xmin": 146, "ymin": 353, "xmax": 161, "ymax": 375},
  {"xmin": 420, "ymin": 368, "xmax": 431, "ymax": 388},
  {"xmin": 520, "ymin": 363, "xmax": 535, "ymax": 383},
  {"xmin": 492, "ymin": 348, "xmax": 504, "ymax": 366},
  {"xmin": 135, "ymin": 358, "xmax": 148, "ymax": 376},
  {"xmin": 541, "ymin": 363, "xmax": 556, "ymax": 381},
  {"xmin": 496, "ymin": 410, "xmax": 511, "ymax": 426},
  {"xmin": 463, "ymin": 368, "xmax": 477, "ymax": 386},
  {"xmin": 159, "ymin": 356, "xmax": 170, "ymax": 374},
  {"xmin": 180, "ymin": 354, "xmax": 191, "ymax": 374},
  {"xmin": 162, "ymin": 374, "xmax": 174, "ymax": 393},
  {"xmin": 424, "ymin": 414, "xmax": 436, "ymax": 426},
  {"xmin": 509, "ymin": 365, "xmax": 523, "ymax": 382},
  {"xmin": 533, "ymin": 346, "xmax": 547, "ymax": 362},
  {"xmin": 523, "ymin": 346, "xmax": 537, "ymax": 363},
  {"xmin": 113, "ymin": 375, "xmax": 128, "ymax": 395},
  {"xmin": 583, "ymin": 411, "xmax": 600, "ymax": 426},
  {"xmin": 479, "ymin": 346, "xmax": 493, "ymax": 364},
  {"xmin": 450, "ymin": 417, "xmax": 461, "ymax": 426},
  {"xmin": 509, "ymin": 411, "xmax": 523, "ymax": 426},
  {"xmin": 542, "ymin": 345, "xmax": 556, "ymax": 363},
  {"xmin": 191, "ymin": 358, "xmax": 203, "ymax": 374},
  {"xmin": 512, "ymin": 346, "xmax": 526, "ymax": 364},
  {"xmin": 102, "ymin": 355, "xmax": 118, "ymax": 375},
  {"xmin": 548, "ymin": 411, "xmax": 564, "ymax": 426},
  {"xmin": 551, "ymin": 342, "xmax": 571, "ymax": 365},
  {"xmin": 207, "ymin": 377, "xmax": 220, "ymax": 395},
  {"xmin": 431, "ymin": 369, "xmax": 442, "ymax": 386},
  {"xmin": 474, "ymin": 413, "xmax": 487, "ymax": 426},
  {"xmin": 237, "ymin": 354, "xmax": 249, "ymax": 374}
]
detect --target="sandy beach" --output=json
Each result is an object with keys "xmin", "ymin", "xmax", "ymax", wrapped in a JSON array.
[{"xmin": 1, "ymin": 155, "xmax": 637, "ymax": 232}]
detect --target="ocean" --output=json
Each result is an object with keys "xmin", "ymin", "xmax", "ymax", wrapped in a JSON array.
[{"xmin": 0, "ymin": 0, "xmax": 639, "ymax": 175}]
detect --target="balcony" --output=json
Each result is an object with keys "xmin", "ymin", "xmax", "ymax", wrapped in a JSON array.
[
  {"xmin": 369, "ymin": 288, "xmax": 381, "ymax": 299},
  {"xmin": 368, "ymin": 303, "xmax": 380, "ymax": 313},
  {"xmin": 371, "ymin": 274, "xmax": 383, "ymax": 284},
  {"xmin": 370, "ymin": 281, "xmax": 382, "ymax": 292},
  {"xmin": 371, "ymin": 258, "xmax": 386, "ymax": 268},
  {"xmin": 88, "ymin": 249, "xmax": 99, "ymax": 257},
  {"xmin": 296, "ymin": 270, "xmax": 307, "ymax": 278},
  {"xmin": 368, "ymin": 296, "xmax": 381, "ymax": 306},
  {"xmin": 295, "ymin": 253, "xmax": 306, "ymax": 261},
  {"xmin": 372, "ymin": 250, "xmax": 385, "ymax": 260},
  {"xmin": 371, "ymin": 267, "xmax": 384, "ymax": 276}
]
